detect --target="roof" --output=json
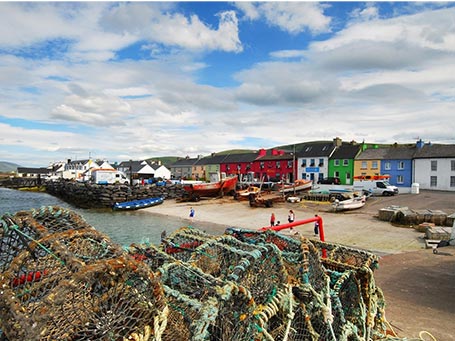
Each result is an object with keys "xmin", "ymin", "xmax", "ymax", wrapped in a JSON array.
[
  {"xmin": 195, "ymin": 154, "xmax": 229, "ymax": 165},
  {"xmin": 170, "ymin": 157, "xmax": 200, "ymax": 167},
  {"xmin": 355, "ymin": 148, "xmax": 389, "ymax": 160},
  {"xmin": 296, "ymin": 141, "xmax": 336, "ymax": 158},
  {"xmin": 384, "ymin": 145, "xmax": 416, "ymax": 160},
  {"xmin": 17, "ymin": 167, "xmax": 49, "ymax": 174},
  {"xmin": 331, "ymin": 143, "xmax": 362, "ymax": 159},
  {"xmin": 220, "ymin": 152, "xmax": 258, "ymax": 163},
  {"xmin": 414, "ymin": 144, "xmax": 455, "ymax": 159}
]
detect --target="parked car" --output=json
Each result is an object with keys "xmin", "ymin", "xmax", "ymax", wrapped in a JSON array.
[{"xmin": 318, "ymin": 177, "xmax": 341, "ymax": 185}]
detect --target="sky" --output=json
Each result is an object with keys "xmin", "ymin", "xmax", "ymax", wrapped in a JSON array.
[{"xmin": 1, "ymin": 1, "xmax": 455, "ymax": 167}]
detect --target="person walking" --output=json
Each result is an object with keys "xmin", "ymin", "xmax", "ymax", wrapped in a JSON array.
[
  {"xmin": 288, "ymin": 210, "xmax": 295, "ymax": 223},
  {"xmin": 189, "ymin": 207, "xmax": 195, "ymax": 225},
  {"xmin": 314, "ymin": 214, "xmax": 319, "ymax": 236},
  {"xmin": 270, "ymin": 212, "xmax": 276, "ymax": 227}
]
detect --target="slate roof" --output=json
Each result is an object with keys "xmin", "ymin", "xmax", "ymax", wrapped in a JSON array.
[
  {"xmin": 331, "ymin": 143, "xmax": 362, "ymax": 159},
  {"xmin": 170, "ymin": 157, "xmax": 200, "ymax": 167},
  {"xmin": 221, "ymin": 152, "xmax": 259, "ymax": 163},
  {"xmin": 355, "ymin": 148, "xmax": 389, "ymax": 160},
  {"xmin": 17, "ymin": 167, "xmax": 49, "ymax": 174},
  {"xmin": 384, "ymin": 145, "xmax": 416, "ymax": 160},
  {"xmin": 296, "ymin": 141, "xmax": 336, "ymax": 158},
  {"xmin": 195, "ymin": 154, "xmax": 229, "ymax": 165},
  {"xmin": 414, "ymin": 144, "xmax": 455, "ymax": 158}
]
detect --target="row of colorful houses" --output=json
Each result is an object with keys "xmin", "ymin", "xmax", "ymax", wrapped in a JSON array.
[
  {"xmin": 169, "ymin": 138, "xmax": 455, "ymax": 192},
  {"xmin": 15, "ymin": 137, "xmax": 455, "ymax": 192}
]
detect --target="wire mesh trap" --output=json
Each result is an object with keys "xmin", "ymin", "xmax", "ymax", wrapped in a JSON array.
[{"xmin": 1, "ymin": 206, "xmax": 414, "ymax": 340}]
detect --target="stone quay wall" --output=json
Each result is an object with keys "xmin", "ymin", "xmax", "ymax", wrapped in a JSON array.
[{"xmin": 45, "ymin": 180, "xmax": 186, "ymax": 209}]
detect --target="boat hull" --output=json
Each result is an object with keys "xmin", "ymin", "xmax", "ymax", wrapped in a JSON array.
[
  {"xmin": 183, "ymin": 176, "xmax": 238, "ymax": 198},
  {"xmin": 113, "ymin": 197, "xmax": 164, "ymax": 211},
  {"xmin": 332, "ymin": 196, "xmax": 366, "ymax": 211},
  {"xmin": 279, "ymin": 180, "xmax": 312, "ymax": 193}
]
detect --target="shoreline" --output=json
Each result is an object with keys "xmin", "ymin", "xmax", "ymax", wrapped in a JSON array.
[{"xmin": 144, "ymin": 197, "xmax": 429, "ymax": 255}]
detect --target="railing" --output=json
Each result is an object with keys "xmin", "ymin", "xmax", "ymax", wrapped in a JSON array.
[{"xmin": 258, "ymin": 215, "xmax": 327, "ymax": 257}]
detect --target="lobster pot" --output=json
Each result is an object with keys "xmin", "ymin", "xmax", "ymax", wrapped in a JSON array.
[
  {"xmin": 31, "ymin": 206, "xmax": 95, "ymax": 235},
  {"xmin": 328, "ymin": 269, "xmax": 365, "ymax": 340},
  {"xmin": 128, "ymin": 242, "xmax": 177, "ymax": 271},
  {"xmin": 161, "ymin": 227, "xmax": 212, "ymax": 262},
  {"xmin": 0, "ymin": 211, "xmax": 48, "ymax": 273},
  {"xmin": 189, "ymin": 239, "xmax": 288, "ymax": 306},
  {"xmin": 0, "ymin": 207, "xmax": 95, "ymax": 273},
  {"xmin": 37, "ymin": 257, "xmax": 167, "ymax": 341},
  {"xmin": 159, "ymin": 262, "xmax": 259, "ymax": 341}
]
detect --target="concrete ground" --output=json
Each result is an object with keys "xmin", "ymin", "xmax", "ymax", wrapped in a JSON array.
[{"xmin": 145, "ymin": 189, "xmax": 455, "ymax": 340}]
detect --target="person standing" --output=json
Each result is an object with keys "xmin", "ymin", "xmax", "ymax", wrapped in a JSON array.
[
  {"xmin": 189, "ymin": 207, "xmax": 195, "ymax": 223},
  {"xmin": 270, "ymin": 212, "xmax": 276, "ymax": 227},
  {"xmin": 288, "ymin": 210, "xmax": 295, "ymax": 223},
  {"xmin": 314, "ymin": 214, "xmax": 319, "ymax": 236}
]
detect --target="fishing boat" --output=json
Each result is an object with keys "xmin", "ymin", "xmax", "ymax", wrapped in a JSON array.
[
  {"xmin": 182, "ymin": 175, "xmax": 238, "ymax": 200},
  {"xmin": 234, "ymin": 185, "xmax": 261, "ymax": 200},
  {"xmin": 332, "ymin": 195, "xmax": 366, "ymax": 212},
  {"xmin": 278, "ymin": 179, "xmax": 312, "ymax": 194},
  {"xmin": 113, "ymin": 197, "xmax": 164, "ymax": 211}
]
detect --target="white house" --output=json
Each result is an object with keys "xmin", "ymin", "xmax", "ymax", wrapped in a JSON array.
[
  {"xmin": 62, "ymin": 159, "xmax": 100, "ymax": 180},
  {"xmin": 150, "ymin": 163, "xmax": 171, "ymax": 180},
  {"xmin": 413, "ymin": 142, "xmax": 455, "ymax": 191}
]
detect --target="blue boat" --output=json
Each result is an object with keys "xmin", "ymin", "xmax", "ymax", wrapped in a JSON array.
[{"xmin": 113, "ymin": 197, "xmax": 164, "ymax": 211}]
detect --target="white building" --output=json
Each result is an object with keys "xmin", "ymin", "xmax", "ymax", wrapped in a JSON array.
[{"xmin": 413, "ymin": 143, "xmax": 455, "ymax": 191}]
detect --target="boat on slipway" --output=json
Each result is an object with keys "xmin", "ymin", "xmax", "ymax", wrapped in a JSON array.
[
  {"xmin": 182, "ymin": 175, "xmax": 238, "ymax": 201},
  {"xmin": 113, "ymin": 197, "xmax": 164, "ymax": 211},
  {"xmin": 278, "ymin": 179, "xmax": 312, "ymax": 194},
  {"xmin": 332, "ymin": 195, "xmax": 366, "ymax": 212}
]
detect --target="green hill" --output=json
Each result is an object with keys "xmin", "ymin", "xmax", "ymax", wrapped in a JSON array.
[{"xmin": 0, "ymin": 161, "xmax": 19, "ymax": 173}]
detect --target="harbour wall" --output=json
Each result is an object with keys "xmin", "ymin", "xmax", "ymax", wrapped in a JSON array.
[{"xmin": 45, "ymin": 181, "xmax": 186, "ymax": 209}]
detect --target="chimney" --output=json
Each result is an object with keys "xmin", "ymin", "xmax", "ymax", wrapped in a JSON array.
[
  {"xmin": 333, "ymin": 137, "xmax": 342, "ymax": 147},
  {"xmin": 416, "ymin": 139, "xmax": 424, "ymax": 149},
  {"xmin": 258, "ymin": 148, "xmax": 267, "ymax": 157}
]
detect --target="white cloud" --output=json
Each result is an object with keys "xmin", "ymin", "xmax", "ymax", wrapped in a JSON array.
[{"xmin": 236, "ymin": 2, "xmax": 331, "ymax": 34}]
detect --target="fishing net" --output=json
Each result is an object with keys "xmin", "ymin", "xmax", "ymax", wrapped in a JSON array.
[{"xmin": 0, "ymin": 206, "xmax": 411, "ymax": 340}]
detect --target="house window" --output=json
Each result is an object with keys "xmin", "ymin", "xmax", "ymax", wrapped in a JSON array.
[
  {"xmin": 430, "ymin": 176, "xmax": 437, "ymax": 187},
  {"xmin": 397, "ymin": 175, "xmax": 404, "ymax": 184},
  {"xmin": 319, "ymin": 159, "xmax": 324, "ymax": 167},
  {"xmin": 372, "ymin": 161, "xmax": 378, "ymax": 169},
  {"xmin": 398, "ymin": 161, "xmax": 405, "ymax": 170},
  {"xmin": 301, "ymin": 159, "xmax": 307, "ymax": 167},
  {"xmin": 226, "ymin": 165, "xmax": 230, "ymax": 171},
  {"xmin": 287, "ymin": 160, "xmax": 292, "ymax": 168},
  {"xmin": 260, "ymin": 162, "xmax": 264, "ymax": 169},
  {"xmin": 343, "ymin": 159, "xmax": 349, "ymax": 166},
  {"xmin": 451, "ymin": 176, "xmax": 455, "ymax": 187},
  {"xmin": 276, "ymin": 161, "xmax": 281, "ymax": 168},
  {"xmin": 310, "ymin": 159, "xmax": 315, "ymax": 166},
  {"xmin": 451, "ymin": 160, "xmax": 455, "ymax": 171},
  {"xmin": 431, "ymin": 160, "xmax": 437, "ymax": 171},
  {"xmin": 384, "ymin": 162, "xmax": 391, "ymax": 170},
  {"xmin": 361, "ymin": 161, "xmax": 367, "ymax": 169},
  {"xmin": 302, "ymin": 172, "xmax": 307, "ymax": 179},
  {"xmin": 346, "ymin": 172, "xmax": 351, "ymax": 183},
  {"xmin": 334, "ymin": 171, "xmax": 340, "ymax": 177},
  {"xmin": 334, "ymin": 159, "xmax": 340, "ymax": 166}
]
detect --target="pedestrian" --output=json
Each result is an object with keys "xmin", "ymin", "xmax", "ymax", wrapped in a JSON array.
[
  {"xmin": 314, "ymin": 214, "xmax": 319, "ymax": 236},
  {"xmin": 189, "ymin": 207, "xmax": 195, "ymax": 221},
  {"xmin": 270, "ymin": 212, "xmax": 276, "ymax": 227},
  {"xmin": 288, "ymin": 210, "xmax": 295, "ymax": 223}
]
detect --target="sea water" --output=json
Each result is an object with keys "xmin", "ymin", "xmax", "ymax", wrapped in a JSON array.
[{"xmin": 0, "ymin": 187, "xmax": 220, "ymax": 246}]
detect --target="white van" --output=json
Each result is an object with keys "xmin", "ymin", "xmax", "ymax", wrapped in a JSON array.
[
  {"xmin": 91, "ymin": 170, "xmax": 130, "ymax": 185},
  {"xmin": 353, "ymin": 180, "xmax": 398, "ymax": 196}
]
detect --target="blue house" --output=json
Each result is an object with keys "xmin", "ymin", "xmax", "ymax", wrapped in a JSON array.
[{"xmin": 381, "ymin": 144, "xmax": 416, "ymax": 189}]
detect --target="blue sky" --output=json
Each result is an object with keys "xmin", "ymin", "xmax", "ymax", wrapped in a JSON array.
[{"xmin": 1, "ymin": 1, "xmax": 455, "ymax": 166}]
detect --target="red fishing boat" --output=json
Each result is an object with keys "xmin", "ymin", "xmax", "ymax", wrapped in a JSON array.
[{"xmin": 183, "ymin": 175, "xmax": 238, "ymax": 200}]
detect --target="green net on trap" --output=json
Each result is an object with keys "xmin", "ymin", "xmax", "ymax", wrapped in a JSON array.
[{"xmin": 1, "ymin": 206, "xmax": 412, "ymax": 340}]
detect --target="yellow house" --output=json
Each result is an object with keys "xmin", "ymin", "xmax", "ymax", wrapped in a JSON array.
[{"xmin": 354, "ymin": 148, "xmax": 388, "ymax": 178}]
